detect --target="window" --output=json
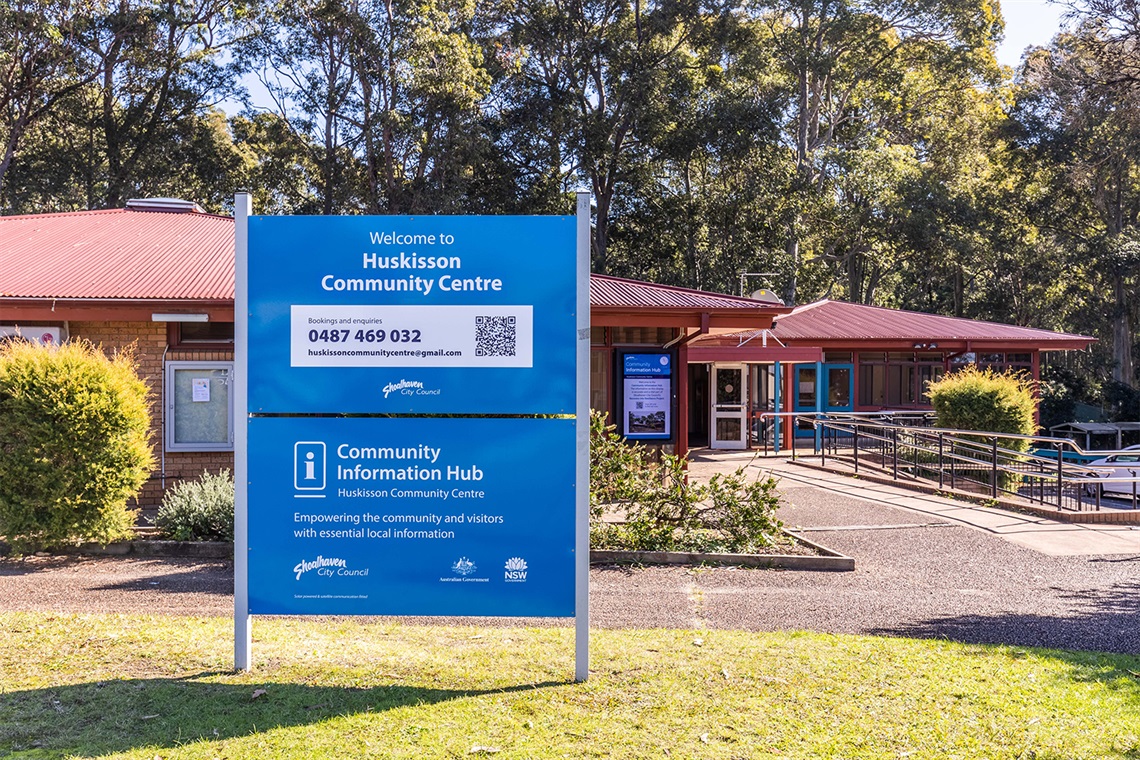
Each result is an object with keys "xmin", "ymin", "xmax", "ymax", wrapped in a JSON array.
[
  {"xmin": 590, "ymin": 350, "xmax": 610, "ymax": 415},
  {"xmin": 859, "ymin": 352, "xmax": 942, "ymax": 408},
  {"xmin": 609, "ymin": 326, "xmax": 675, "ymax": 345},
  {"xmin": 165, "ymin": 361, "xmax": 234, "ymax": 451},
  {"xmin": 169, "ymin": 321, "xmax": 234, "ymax": 348}
]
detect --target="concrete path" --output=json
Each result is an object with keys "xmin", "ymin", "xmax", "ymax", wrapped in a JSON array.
[{"xmin": 689, "ymin": 450, "xmax": 1140, "ymax": 557}]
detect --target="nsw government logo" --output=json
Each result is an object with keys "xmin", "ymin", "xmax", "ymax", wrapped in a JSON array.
[{"xmin": 504, "ymin": 557, "xmax": 528, "ymax": 582}]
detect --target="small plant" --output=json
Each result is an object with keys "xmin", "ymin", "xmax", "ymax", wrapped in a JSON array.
[
  {"xmin": 590, "ymin": 411, "xmax": 783, "ymax": 553},
  {"xmin": 156, "ymin": 469, "xmax": 235, "ymax": 541},
  {"xmin": 928, "ymin": 366, "xmax": 1037, "ymax": 491}
]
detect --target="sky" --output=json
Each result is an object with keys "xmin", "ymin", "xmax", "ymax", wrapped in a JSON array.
[{"xmin": 997, "ymin": 0, "xmax": 1069, "ymax": 68}]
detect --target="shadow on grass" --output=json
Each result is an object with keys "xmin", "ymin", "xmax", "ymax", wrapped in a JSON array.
[
  {"xmin": 869, "ymin": 580, "xmax": 1140, "ymax": 656},
  {"xmin": 0, "ymin": 674, "xmax": 567, "ymax": 755}
]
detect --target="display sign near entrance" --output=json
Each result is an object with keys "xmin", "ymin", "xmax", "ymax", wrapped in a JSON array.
[
  {"xmin": 236, "ymin": 195, "xmax": 590, "ymax": 679},
  {"xmin": 622, "ymin": 352, "xmax": 673, "ymax": 440},
  {"xmin": 248, "ymin": 416, "xmax": 575, "ymax": 617},
  {"xmin": 247, "ymin": 215, "xmax": 576, "ymax": 414}
]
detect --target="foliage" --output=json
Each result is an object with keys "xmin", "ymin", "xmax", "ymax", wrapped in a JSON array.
[
  {"xmin": 0, "ymin": 0, "xmax": 1137, "ymax": 402},
  {"xmin": 927, "ymin": 366, "xmax": 1037, "ymax": 450},
  {"xmin": 0, "ymin": 340, "xmax": 152, "ymax": 553},
  {"xmin": 589, "ymin": 410, "xmax": 783, "ymax": 553},
  {"xmin": 155, "ymin": 469, "xmax": 235, "ymax": 542}
]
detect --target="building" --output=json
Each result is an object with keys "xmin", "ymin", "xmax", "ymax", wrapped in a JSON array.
[{"xmin": 0, "ymin": 201, "xmax": 1095, "ymax": 506}]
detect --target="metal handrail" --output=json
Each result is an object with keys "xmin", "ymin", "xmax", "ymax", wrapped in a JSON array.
[{"xmin": 781, "ymin": 413, "xmax": 1140, "ymax": 513}]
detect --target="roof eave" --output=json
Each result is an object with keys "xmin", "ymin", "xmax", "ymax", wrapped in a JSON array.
[
  {"xmin": 592, "ymin": 305, "xmax": 789, "ymax": 329},
  {"xmin": 0, "ymin": 297, "xmax": 234, "ymax": 322}
]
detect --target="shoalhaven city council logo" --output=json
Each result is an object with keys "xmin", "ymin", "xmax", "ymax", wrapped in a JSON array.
[{"xmin": 293, "ymin": 555, "xmax": 369, "ymax": 580}]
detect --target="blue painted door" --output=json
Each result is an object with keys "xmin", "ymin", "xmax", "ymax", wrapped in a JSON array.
[{"xmin": 793, "ymin": 364, "xmax": 853, "ymax": 437}]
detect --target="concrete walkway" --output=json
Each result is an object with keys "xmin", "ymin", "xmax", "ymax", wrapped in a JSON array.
[{"xmin": 688, "ymin": 450, "xmax": 1140, "ymax": 557}]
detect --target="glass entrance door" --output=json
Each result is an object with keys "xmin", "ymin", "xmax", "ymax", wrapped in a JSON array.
[
  {"xmin": 825, "ymin": 364, "xmax": 854, "ymax": 413},
  {"xmin": 710, "ymin": 364, "xmax": 747, "ymax": 449}
]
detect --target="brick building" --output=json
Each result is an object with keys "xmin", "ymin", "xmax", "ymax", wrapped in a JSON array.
[{"xmin": 1, "ymin": 199, "xmax": 1097, "ymax": 506}]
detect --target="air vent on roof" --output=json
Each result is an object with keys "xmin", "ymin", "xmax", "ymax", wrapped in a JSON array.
[{"xmin": 125, "ymin": 197, "xmax": 205, "ymax": 213}]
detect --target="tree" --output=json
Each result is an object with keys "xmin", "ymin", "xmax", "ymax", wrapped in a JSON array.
[
  {"xmin": 0, "ymin": 0, "xmax": 110, "ymax": 196},
  {"xmin": 1011, "ymin": 26, "xmax": 1140, "ymax": 386},
  {"xmin": 747, "ymin": 0, "xmax": 1003, "ymax": 304},
  {"xmin": 499, "ymin": 0, "xmax": 713, "ymax": 272},
  {"xmin": 87, "ymin": 0, "xmax": 246, "ymax": 206}
]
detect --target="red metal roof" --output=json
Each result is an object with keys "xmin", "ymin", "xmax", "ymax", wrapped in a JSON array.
[
  {"xmin": 590, "ymin": 274, "xmax": 786, "ymax": 311},
  {"xmin": 770, "ymin": 300, "xmax": 1093, "ymax": 345},
  {"xmin": 0, "ymin": 207, "xmax": 234, "ymax": 300}
]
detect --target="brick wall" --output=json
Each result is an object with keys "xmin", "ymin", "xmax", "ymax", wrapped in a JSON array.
[{"xmin": 69, "ymin": 321, "xmax": 236, "ymax": 508}]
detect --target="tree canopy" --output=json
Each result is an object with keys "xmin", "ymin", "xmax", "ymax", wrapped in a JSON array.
[{"xmin": 0, "ymin": 0, "xmax": 1136, "ymax": 398}]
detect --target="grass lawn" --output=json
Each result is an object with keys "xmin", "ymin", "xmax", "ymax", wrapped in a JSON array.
[{"xmin": 2, "ymin": 613, "xmax": 1139, "ymax": 759}]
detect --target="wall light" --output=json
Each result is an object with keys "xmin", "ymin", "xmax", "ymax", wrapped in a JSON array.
[{"xmin": 152, "ymin": 313, "xmax": 209, "ymax": 322}]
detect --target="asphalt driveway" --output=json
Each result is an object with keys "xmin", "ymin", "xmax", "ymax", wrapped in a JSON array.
[{"xmin": 3, "ymin": 455, "xmax": 1139, "ymax": 654}]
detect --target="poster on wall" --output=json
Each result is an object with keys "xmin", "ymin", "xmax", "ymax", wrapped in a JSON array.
[{"xmin": 622, "ymin": 353, "xmax": 672, "ymax": 441}]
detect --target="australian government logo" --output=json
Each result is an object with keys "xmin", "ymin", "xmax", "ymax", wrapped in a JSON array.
[
  {"xmin": 441, "ymin": 556, "xmax": 489, "ymax": 583},
  {"xmin": 293, "ymin": 555, "xmax": 369, "ymax": 580},
  {"xmin": 504, "ymin": 557, "xmax": 528, "ymax": 582}
]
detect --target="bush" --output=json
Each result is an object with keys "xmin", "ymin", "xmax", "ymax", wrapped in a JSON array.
[
  {"xmin": 0, "ymin": 340, "xmax": 153, "ymax": 553},
  {"xmin": 156, "ymin": 469, "xmax": 235, "ymax": 541},
  {"xmin": 589, "ymin": 411, "xmax": 783, "ymax": 553},
  {"xmin": 927, "ymin": 366, "xmax": 1037, "ymax": 450}
]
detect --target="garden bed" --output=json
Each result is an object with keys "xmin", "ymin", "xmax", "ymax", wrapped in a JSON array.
[{"xmin": 591, "ymin": 529, "xmax": 853, "ymax": 570}]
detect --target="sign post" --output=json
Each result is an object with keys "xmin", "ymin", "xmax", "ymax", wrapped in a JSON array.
[{"xmin": 235, "ymin": 195, "xmax": 588, "ymax": 679}]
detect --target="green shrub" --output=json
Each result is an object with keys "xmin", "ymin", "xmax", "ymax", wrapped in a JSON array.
[
  {"xmin": 0, "ymin": 340, "xmax": 153, "ymax": 553},
  {"xmin": 156, "ymin": 469, "xmax": 235, "ymax": 541},
  {"xmin": 589, "ymin": 410, "xmax": 783, "ymax": 553},
  {"xmin": 927, "ymin": 366, "xmax": 1037, "ymax": 450}
]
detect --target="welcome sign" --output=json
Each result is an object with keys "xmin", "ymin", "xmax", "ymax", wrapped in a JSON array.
[
  {"xmin": 246, "ymin": 214, "xmax": 576, "ymax": 414},
  {"xmin": 235, "ymin": 197, "xmax": 589, "ymax": 677}
]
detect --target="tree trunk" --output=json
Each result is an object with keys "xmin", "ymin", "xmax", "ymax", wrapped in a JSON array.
[{"xmin": 1113, "ymin": 273, "xmax": 1134, "ymax": 386}]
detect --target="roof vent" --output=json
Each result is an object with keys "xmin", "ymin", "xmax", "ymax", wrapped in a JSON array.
[{"xmin": 125, "ymin": 197, "xmax": 205, "ymax": 213}]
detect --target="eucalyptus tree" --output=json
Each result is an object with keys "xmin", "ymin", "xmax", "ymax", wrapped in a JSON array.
[
  {"xmin": 743, "ymin": 0, "xmax": 1003, "ymax": 304},
  {"xmin": 241, "ymin": 0, "xmax": 495, "ymax": 215},
  {"xmin": 79, "ymin": 0, "xmax": 249, "ymax": 207},
  {"xmin": 1011, "ymin": 26, "xmax": 1140, "ymax": 386},
  {"xmin": 497, "ymin": 0, "xmax": 718, "ymax": 273},
  {"xmin": 239, "ymin": 0, "xmax": 365, "ymax": 214},
  {"xmin": 0, "ymin": 0, "xmax": 111, "ymax": 198},
  {"xmin": 601, "ymin": 16, "xmax": 796, "ymax": 293}
]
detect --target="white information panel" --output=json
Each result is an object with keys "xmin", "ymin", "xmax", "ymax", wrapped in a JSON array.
[{"xmin": 290, "ymin": 304, "xmax": 534, "ymax": 368}]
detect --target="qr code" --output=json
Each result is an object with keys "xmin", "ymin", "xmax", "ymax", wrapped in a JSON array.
[
  {"xmin": 636, "ymin": 402, "xmax": 644, "ymax": 410},
  {"xmin": 475, "ymin": 315, "xmax": 517, "ymax": 357}
]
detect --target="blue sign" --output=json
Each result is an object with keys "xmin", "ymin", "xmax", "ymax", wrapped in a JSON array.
[
  {"xmin": 622, "ymin": 351, "xmax": 673, "ymax": 441},
  {"xmin": 623, "ymin": 353, "xmax": 672, "ymax": 376},
  {"xmin": 247, "ymin": 416, "xmax": 576, "ymax": 617},
  {"xmin": 247, "ymin": 215, "xmax": 577, "ymax": 414}
]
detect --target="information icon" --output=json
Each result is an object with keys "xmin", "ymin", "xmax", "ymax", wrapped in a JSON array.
[{"xmin": 294, "ymin": 442, "xmax": 326, "ymax": 492}]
